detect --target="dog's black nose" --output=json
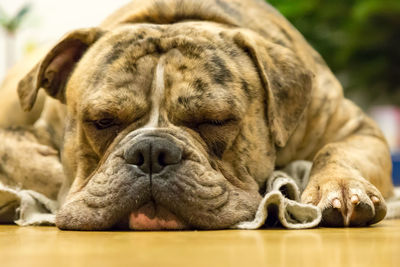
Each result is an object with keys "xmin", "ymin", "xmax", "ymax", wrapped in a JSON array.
[{"xmin": 125, "ymin": 137, "xmax": 182, "ymax": 174}]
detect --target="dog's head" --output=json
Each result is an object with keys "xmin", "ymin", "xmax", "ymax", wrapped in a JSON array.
[{"xmin": 17, "ymin": 22, "xmax": 312, "ymax": 230}]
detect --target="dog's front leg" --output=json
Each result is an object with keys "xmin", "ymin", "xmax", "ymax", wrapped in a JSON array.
[{"xmin": 301, "ymin": 98, "xmax": 394, "ymax": 227}]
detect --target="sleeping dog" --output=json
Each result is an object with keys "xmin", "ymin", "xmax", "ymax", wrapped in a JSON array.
[{"xmin": 0, "ymin": 0, "xmax": 394, "ymax": 229}]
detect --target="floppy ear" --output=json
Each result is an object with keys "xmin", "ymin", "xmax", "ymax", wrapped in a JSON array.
[
  {"xmin": 233, "ymin": 30, "xmax": 313, "ymax": 147},
  {"xmin": 17, "ymin": 27, "xmax": 104, "ymax": 111}
]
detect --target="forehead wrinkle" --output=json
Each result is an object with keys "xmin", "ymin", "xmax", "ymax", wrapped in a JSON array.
[
  {"xmin": 161, "ymin": 48, "xmax": 247, "ymax": 123},
  {"xmin": 80, "ymin": 88, "xmax": 146, "ymax": 121}
]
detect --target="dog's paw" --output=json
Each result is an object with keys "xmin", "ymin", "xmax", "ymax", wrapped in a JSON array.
[{"xmin": 301, "ymin": 177, "xmax": 386, "ymax": 227}]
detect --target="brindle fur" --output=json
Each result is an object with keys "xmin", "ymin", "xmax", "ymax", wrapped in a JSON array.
[{"xmin": 0, "ymin": 0, "xmax": 394, "ymax": 229}]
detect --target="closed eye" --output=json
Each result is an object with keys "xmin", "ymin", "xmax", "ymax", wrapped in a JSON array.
[
  {"xmin": 92, "ymin": 118, "xmax": 117, "ymax": 130},
  {"xmin": 196, "ymin": 118, "xmax": 240, "ymax": 158},
  {"xmin": 199, "ymin": 118, "xmax": 237, "ymax": 127}
]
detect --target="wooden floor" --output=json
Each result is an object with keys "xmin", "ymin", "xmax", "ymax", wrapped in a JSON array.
[{"xmin": 1, "ymin": 220, "xmax": 399, "ymax": 267}]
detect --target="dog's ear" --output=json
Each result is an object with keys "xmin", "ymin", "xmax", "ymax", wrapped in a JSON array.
[
  {"xmin": 17, "ymin": 27, "xmax": 104, "ymax": 111},
  {"xmin": 233, "ymin": 30, "xmax": 313, "ymax": 147}
]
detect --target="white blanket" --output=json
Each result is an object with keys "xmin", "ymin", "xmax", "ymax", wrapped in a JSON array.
[
  {"xmin": 233, "ymin": 161, "xmax": 321, "ymax": 229},
  {"xmin": 0, "ymin": 184, "xmax": 57, "ymax": 226}
]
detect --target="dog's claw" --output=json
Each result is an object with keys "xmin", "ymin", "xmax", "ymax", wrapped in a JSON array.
[
  {"xmin": 332, "ymin": 198, "xmax": 342, "ymax": 209},
  {"xmin": 371, "ymin": 196, "xmax": 380, "ymax": 204},
  {"xmin": 350, "ymin": 194, "xmax": 360, "ymax": 205}
]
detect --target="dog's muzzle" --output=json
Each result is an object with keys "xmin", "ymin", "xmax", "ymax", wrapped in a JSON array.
[{"xmin": 123, "ymin": 136, "xmax": 189, "ymax": 230}]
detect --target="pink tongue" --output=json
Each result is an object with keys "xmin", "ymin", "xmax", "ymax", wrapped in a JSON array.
[{"xmin": 129, "ymin": 202, "xmax": 188, "ymax": 230}]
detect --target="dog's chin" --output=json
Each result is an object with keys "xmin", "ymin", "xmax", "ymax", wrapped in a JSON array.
[{"xmin": 127, "ymin": 201, "xmax": 189, "ymax": 230}]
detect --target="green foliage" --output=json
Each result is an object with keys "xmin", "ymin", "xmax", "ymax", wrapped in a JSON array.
[
  {"xmin": 0, "ymin": 4, "xmax": 32, "ymax": 34},
  {"xmin": 268, "ymin": 0, "xmax": 400, "ymax": 105}
]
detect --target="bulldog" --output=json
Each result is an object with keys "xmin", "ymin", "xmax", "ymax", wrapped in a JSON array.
[{"xmin": 2, "ymin": 0, "xmax": 394, "ymax": 230}]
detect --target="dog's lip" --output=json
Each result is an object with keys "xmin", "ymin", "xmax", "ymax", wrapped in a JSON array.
[{"xmin": 128, "ymin": 201, "xmax": 189, "ymax": 230}]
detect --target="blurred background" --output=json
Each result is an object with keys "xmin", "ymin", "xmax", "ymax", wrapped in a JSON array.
[
  {"xmin": 0, "ymin": 0, "xmax": 131, "ymax": 80},
  {"xmin": 270, "ymin": 0, "xmax": 400, "ymax": 107},
  {"xmin": 0, "ymin": 0, "xmax": 400, "ymax": 182}
]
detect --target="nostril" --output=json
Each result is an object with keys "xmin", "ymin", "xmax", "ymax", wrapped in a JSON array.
[
  {"xmin": 157, "ymin": 148, "xmax": 182, "ymax": 166},
  {"xmin": 158, "ymin": 152, "xmax": 167, "ymax": 166},
  {"xmin": 152, "ymin": 147, "xmax": 182, "ymax": 174},
  {"xmin": 134, "ymin": 152, "xmax": 145, "ymax": 166},
  {"xmin": 127, "ymin": 150, "xmax": 145, "ymax": 166}
]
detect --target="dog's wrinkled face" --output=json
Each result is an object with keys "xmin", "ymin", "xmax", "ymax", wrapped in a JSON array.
[{"xmin": 54, "ymin": 23, "xmax": 278, "ymax": 230}]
